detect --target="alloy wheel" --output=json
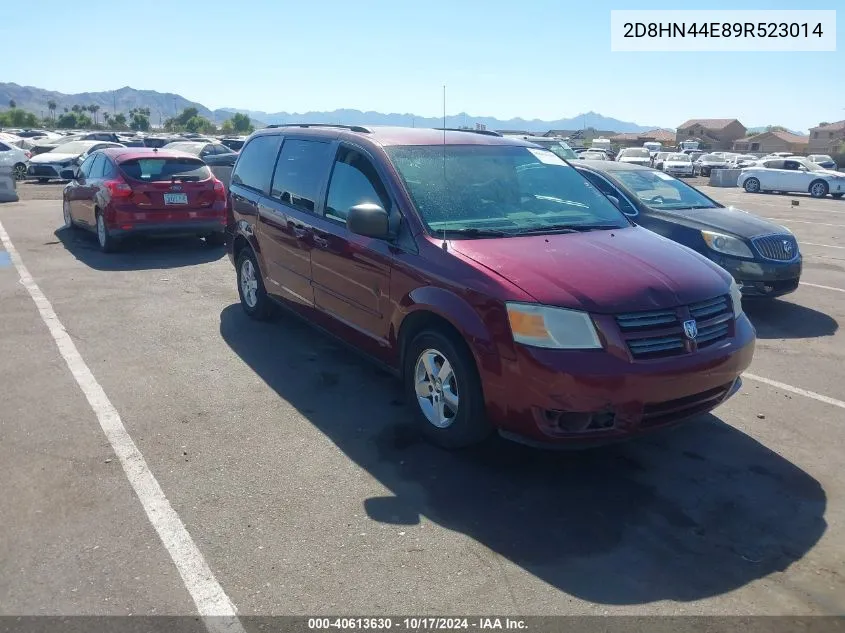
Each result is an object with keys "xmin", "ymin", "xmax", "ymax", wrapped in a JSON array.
[
  {"xmin": 414, "ymin": 348, "xmax": 459, "ymax": 428},
  {"xmin": 13, "ymin": 164, "xmax": 27, "ymax": 181},
  {"xmin": 240, "ymin": 258, "xmax": 259, "ymax": 308}
]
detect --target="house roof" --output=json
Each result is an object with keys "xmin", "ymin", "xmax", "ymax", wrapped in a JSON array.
[
  {"xmin": 741, "ymin": 130, "xmax": 810, "ymax": 144},
  {"xmin": 809, "ymin": 120, "xmax": 845, "ymax": 132},
  {"xmin": 609, "ymin": 129, "xmax": 675, "ymax": 142},
  {"xmin": 677, "ymin": 119, "xmax": 743, "ymax": 131}
]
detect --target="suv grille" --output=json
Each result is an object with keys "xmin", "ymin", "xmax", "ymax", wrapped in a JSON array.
[
  {"xmin": 615, "ymin": 295, "xmax": 733, "ymax": 360},
  {"xmin": 753, "ymin": 234, "xmax": 798, "ymax": 261}
]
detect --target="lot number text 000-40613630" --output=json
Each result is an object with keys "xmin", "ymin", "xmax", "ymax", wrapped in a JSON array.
[{"xmin": 610, "ymin": 10, "xmax": 836, "ymax": 51}]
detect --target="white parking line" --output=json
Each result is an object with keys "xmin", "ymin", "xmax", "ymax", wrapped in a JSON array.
[
  {"xmin": 764, "ymin": 217, "xmax": 845, "ymax": 228},
  {"xmin": 744, "ymin": 373, "xmax": 845, "ymax": 410},
  {"xmin": 803, "ymin": 241, "xmax": 845, "ymax": 249},
  {"xmin": 800, "ymin": 282, "xmax": 845, "ymax": 293},
  {"xmin": 0, "ymin": 220, "xmax": 244, "ymax": 633}
]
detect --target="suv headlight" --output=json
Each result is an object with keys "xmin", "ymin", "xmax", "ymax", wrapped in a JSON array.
[
  {"xmin": 701, "ymin": 230, "xmax": 754, "ymax": 259},
  {"xmin": 506, "ymin": 303, "xmax": 602, "ymax": 349},
  {"xmin": 730, "ymin": 279, "xmax": 744, "ymax": 319}
]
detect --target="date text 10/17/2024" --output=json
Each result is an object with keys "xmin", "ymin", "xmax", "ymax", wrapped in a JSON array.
[{"xmin": 307, "ymin": 618, "xmax": 527, "ymax": 630}]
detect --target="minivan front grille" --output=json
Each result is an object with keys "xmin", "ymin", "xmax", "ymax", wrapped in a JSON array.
[
  {"xmin": 615, "ymin": 295, "xmax": 733, "ymax": 359},
  {"xmin": 753, "ymin": 234, "xmax": 799, "ymax": 261}
]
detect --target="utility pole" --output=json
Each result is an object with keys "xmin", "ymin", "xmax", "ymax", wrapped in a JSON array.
[{"xmin": 112, "ymin": 91, "xmax": 116, "ymax": 116}]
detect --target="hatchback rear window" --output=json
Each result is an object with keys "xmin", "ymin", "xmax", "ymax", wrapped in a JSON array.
[{"xmin": 119, "ymin": 158, "xmax": 211, "ymax": 182}]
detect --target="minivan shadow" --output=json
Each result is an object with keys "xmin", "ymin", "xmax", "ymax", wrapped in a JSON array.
[
  {"xmin": 55, "ymin": 227, "xmax": 225, "ymax": 271},
  {"xmin": 219, "ymin": 304, "xmax": 826, "ymax": 605},
  {"xmin": 744, "ymin": 298, "xmax": 838, "ymax": 339}
]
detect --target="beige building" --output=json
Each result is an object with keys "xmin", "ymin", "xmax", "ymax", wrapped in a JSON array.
[
  {"xmin": 808, "ymin": 121, "xmax": 845, "ymax": 153},
  {"xmin": 609, "ymin": 129, "xmax": 676, "ymax": 148},
  {"xmin": 675, "ymin": 119, "xmax": 747, "ymax": 150},
  {"xmin": 732, "ymin": 130, "xmax": 809, "ymax": 155}
]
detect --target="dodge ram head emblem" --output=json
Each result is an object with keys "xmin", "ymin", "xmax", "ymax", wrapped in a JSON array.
[{"xmin": 683, "ymin": 319, "xmax": 698, "ymax": 340}]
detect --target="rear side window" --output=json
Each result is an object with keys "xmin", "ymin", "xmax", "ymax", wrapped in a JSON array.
[
  {"xmin": 88, "ymin": 154, "xmax": 106, "ymax": 179},
  {"xmin": 119, "ymin": 158, "xmax": 211, "ymax": 182},
  {"xmin": 270, "ymin": 139, "xmax": 333, "ymax": 213},
  {"xmin": 0, "ymin": 142, "xmax": 10, "ymax": 151},
  {"xmin": 764, "ymin": 160, "xmax": 785, "ymax": 169},
  {"xmin": 231, "ymin": 134, "xmax": 282, "ymax": 193},
  {"xmin": 325, "ymin": 147, "xmax": 390, "ymax": 222}
]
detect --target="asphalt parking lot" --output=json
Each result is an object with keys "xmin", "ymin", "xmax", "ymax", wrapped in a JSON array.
[{"xmin": 1, "ymin": 181, "xmax": 844, "ymax": 620}]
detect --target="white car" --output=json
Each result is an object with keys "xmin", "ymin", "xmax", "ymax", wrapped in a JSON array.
[
  {"xmin": 662, "ymin": 153, "xmax": 694, "ymax": 177},
  {"xmin": 26, "ymin": 140, "xmax": 124, "ymax": 182},
  {"xmin": 0, "ymin": 138, "xmax": 32, "ymax": 181},
  {"xmin": 616, "ymin": 147, "xmax": 652, "ymax": 166},
  {"xmin": 738, "ymin": 157, "xmax": 845, "ymax": 199}
]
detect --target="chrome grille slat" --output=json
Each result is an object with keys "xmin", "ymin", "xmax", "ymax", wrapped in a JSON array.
[
  {"xmin": 753, "ymin": 234, "xmax": 798, "ymax": 261},
  {"xmin": 617, "ymin": 294, "xmax": 732, "ymax": 359}
]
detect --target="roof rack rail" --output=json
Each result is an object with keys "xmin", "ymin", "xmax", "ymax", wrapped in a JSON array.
[
  {"xmin": 265, "ymin": 123, "xmax": 372, "ymax": 133},
  {"xmin": 434, "ymin": 127, "xmax": 503, "ymax": 137}
]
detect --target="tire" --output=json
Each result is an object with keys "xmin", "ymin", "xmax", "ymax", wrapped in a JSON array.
[
  {"xmin": 403, "ymin": 329, "xmax": 491, "ymax": 449},
  {"xmin": 13, "ymin": 163, "xmax": 27, "ymax": 181},
  {"xmin": 205, "ymin": 232, "xmax": 225, "ymax": 246},
  {"xmin": 743, "ymin": 177, "xmax": 761, "ymax": 193},
  {"xmin": 236, "ymin": 248, "xmax": 273, "ymax": 320},
  {"xmin": 809, "ymin": 180, "xmax": 829, "ymax": 199},
  {"xmin": 95, "ymin": 210, "xmax": 119, "ymax": 253},
  {"xmin": 832, "ymin": 193, "xmax": 843, "ymax": 199}
]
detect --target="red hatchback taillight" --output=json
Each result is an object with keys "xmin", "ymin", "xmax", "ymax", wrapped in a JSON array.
[
  {"xmin": 104, "ymin": 179, "xmax": 133, "ymax": 198},
  {"xmin": 213, "ymin": 178, "xmax": 226, "ymax": 202}
]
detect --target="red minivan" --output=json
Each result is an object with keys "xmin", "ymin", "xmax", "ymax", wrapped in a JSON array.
[
  {"xmin": 62, "ymin": 148, "xmax": 227, "ymax": 252},
  {"xmin": 226, "ymin": 125, "xmax": 756, "ymax": 449}
]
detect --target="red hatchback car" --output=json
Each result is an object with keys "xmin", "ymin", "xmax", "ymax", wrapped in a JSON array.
[
  {"xmin": 226, "ymin": 125, "xmax": 756, "ymax": 449},
  {"xmin": 62, "ymin": 147, "xmax": 227, "ymax": 252}
]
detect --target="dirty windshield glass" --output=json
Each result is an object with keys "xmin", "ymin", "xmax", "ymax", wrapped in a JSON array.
[
  {"xmin": 387, "ymin": 145, "xmax": 630, "ymax": 234},
  {"xmin": 614, "ymin": 169, "xmax": 719, "ymax": 210}
]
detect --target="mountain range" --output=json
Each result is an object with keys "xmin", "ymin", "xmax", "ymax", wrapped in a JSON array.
[{"xmin": 1, "ymin": 82, "xmax": 659, "ymax": 133}]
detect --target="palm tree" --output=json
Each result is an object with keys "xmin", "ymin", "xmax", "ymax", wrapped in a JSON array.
[
  {"xmin": 71, "ymin": 104, "xmax": 81, "ymax": 114},
  {"xmin": 8, "ymin": 99, "xmax": 16, "ymax": 109},
  {"xmin": 91, "ymin": 104, "xmax": 100, "ymax": 125},
  {"xmin": 103, "ymin": 112, "xmax": 112, "ymax": 128},
  {"xmin": 63, "ymin": 107, "xmax": 69, "ymax": 114},
  {"xmin": 47, "ymin": 100, "xmax": 57, "ymax": 120}
]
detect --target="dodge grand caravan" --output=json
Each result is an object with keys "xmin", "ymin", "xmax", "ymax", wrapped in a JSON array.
[{"xmin": 226, "ymin": 125, "xmax": 755, "ymax": 448}]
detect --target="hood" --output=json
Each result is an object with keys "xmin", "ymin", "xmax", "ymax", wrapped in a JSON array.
[
  {"xmin": 817, "ymin": 169, "xmax": 845, "ymax": 179},
  {"xmin": 654, "ymin": 205, "xmax": 791, "ymax": 238},
  {"xmin": 29, "ymin": 152, "xmax": 78, "ymax": 164},
  {"xmin": 449, "ymin": 226, "xmax": 730, "ymax": 314}
]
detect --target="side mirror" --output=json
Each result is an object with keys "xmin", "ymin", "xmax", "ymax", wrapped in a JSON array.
[
  {"xmin": 60, "ymin": 169, "xmax": 76, "ymax": 180},
  {"xmin": 347, "ymin": 203, "xmax": 390, "ymax": 238}
]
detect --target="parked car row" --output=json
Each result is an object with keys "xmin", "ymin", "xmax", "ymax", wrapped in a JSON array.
[
  {"xmin": 738, "ymin": 156, "xmax": 845, "ymax": 199},
  {"xmin": 55, "ymin": 124, "xmax": 824, "ymax": 450}
]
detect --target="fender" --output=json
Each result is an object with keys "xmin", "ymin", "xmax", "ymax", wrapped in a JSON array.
[{"xmin": 393, "ymin": 286, "xmax": 512, "ymax": 375}]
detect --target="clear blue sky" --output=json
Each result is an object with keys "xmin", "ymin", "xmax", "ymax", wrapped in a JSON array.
[{"xmin": 2, "ymin": 0, "xmax": 841, "ymax": 131}]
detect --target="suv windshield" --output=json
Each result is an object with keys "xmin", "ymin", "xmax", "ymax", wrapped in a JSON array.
[
  {"xmin": 620, "ymin": 148, "xmax": 650, "ymax": 158},
  {"xmin": 612, "ymin": 169, "xmax": 719, "ymax": 210},
  {"xmin": 667, "ymin": 153, "xmax": 690, "ymax": 161},
  {"xmin": 531, "ymin": 139, "xmax": 578, "ymax": 160},
  {"xmin": 386, "ymin": 145, "xmax": 630, "ymax": 235}
]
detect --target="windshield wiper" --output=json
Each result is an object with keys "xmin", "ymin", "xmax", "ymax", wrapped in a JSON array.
[
  {"xmin": 439, "ymin": 227, "xmax": 515, "ymax": 238},
  {"xmin": 515, "ymin": 224, "xmax": 621, "ymax": 235}
]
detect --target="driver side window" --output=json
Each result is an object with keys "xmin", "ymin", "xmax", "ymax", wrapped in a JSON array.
[{"xmin": 324, "ymin": 147, "xmax": 390, "ymax": 223}]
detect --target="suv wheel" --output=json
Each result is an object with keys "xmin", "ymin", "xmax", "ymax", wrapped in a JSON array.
[
  {"xmin": 404, "ymin": 329, "xmax": 491, "ymax": 449},
  {"xmin": 236, "ymin": 248, "xmax": 273, "ymax": 320},
  {"xmin": 809, "ymin": 180, "xmax": 829, "ymax": 198}
]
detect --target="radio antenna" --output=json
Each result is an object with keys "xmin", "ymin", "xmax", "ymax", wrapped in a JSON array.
[{"xmin": 441, "ymin": 84, "xmax": 448, "ymax": 251}]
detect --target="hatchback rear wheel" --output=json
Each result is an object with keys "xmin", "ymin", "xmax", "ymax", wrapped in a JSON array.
[
  {"xmin": 404, "ymin": 329, "xmax": 491, "ymax": 449},
  {"xmin": 96, "ymin": 211, "xmax": 119, "ymax": 253},
  {"xmin": 62, "ymin": 200, "xmax": 77, "ymax": 230}
]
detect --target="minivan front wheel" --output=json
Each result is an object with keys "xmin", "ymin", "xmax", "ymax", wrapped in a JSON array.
[
  {"xmin": 236, "ymin": 249, "xmax": 273, "ymax": 320},
  {"xmin": 404, "ymin": 330, "xmax": 491, "ymax": 449}
]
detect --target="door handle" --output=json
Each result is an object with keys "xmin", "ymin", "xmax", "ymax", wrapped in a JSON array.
[
  {"xmin": 292, "ymin": 226, "xmax": 309, "ymax": 239},
  {"xmin": 312, "ymin": 235, "xmax": 329, "ymax": 249}
]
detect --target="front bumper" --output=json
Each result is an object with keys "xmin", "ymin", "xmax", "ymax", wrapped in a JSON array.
[
  {"xmin": 710, "ymin": 254, "xmax": 802, "ymax": 298},
  {"xmin": 27, "ymin": 163, "xmax": 66, "ymax": 179},
  {"xmin": 480, "ymin": 315, "xmax": 755, "ymax": 445}
]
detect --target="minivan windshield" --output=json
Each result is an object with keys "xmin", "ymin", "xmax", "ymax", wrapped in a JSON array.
[
  {"xmin": 386, "ymin": 145, "xmax": 631, "ymax": 235},
  {"xmin": 611, "ymin": 168, "xmax": 720, "ymax": 210}
]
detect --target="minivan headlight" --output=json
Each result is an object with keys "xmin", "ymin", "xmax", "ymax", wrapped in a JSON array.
[
  {"xmin": 506, "ymin": 303, "xmax": 602, "ymax": 349},
  {"xmin": 730, "ymin": 279, "xmax": 744, "ymax": 319},
  {"xmin": 701, "ymin": 230, "xmax": 754, "ymax": 259}
]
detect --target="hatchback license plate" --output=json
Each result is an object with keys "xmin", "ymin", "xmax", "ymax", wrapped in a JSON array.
[{"xmin": 164, "ymin": 193, "xmax": 188, "ymax": 205}]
